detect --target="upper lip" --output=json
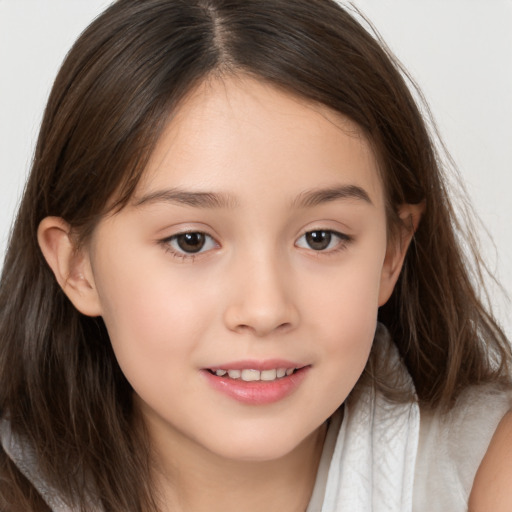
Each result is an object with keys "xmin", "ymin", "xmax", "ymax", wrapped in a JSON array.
[{"xmin": 204, "ymin": 359, "xmax": 306, "ymax": 371}]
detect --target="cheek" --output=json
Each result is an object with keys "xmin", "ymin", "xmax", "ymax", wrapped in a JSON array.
[
  {"xmin": 92, "ymin": 249, "xmax": 216, "ymax": 380},
  {"xmin": 303, "ymin": 250, "xmax": 384, "ymax": 391},
  {"xmin": 307, "ymin": 251, "xmax": 383, "ymax": 334}
]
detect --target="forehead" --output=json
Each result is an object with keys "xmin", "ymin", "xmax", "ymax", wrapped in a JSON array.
[{"xmin": 134, "ymin": 75, "xmax": 384, "ymax": 208}]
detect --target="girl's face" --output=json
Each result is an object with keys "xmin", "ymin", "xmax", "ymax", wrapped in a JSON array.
[{"xmin": 81, "ymin": 76, "xmax": 404, "ymax": 462}]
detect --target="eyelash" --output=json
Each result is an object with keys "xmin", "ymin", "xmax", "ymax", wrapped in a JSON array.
[
  {"xmin": 160, "ymin": 231, "xmax": 218, "ymax": 261},
  {"xmin": 160, "ymin": 229, "xmax": 352, "ymax": 261},
  {"xmin": 295, "ymin": 229, "xmax": 352, "ymax": 255}
]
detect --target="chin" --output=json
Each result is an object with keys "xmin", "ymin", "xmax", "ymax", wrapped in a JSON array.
[
  {"xmin": 202, "ymin": 424, "xmax": 319, "ymax": 463},
  {"xmin": 214, "ymin": 442, "xmax": 298, "ymax": 463}
]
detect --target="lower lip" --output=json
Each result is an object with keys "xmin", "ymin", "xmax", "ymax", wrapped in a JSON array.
[{"xmin": 202, "ymin": 367, "xmax": 309, "ymax": 405}]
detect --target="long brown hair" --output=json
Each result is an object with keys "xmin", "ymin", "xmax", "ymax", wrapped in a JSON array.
[{"xmin": 1, "ymin": 0, "xmax": 510, "ymax": 510}]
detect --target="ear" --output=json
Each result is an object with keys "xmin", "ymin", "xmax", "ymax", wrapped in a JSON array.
[
  {"xmin": 378, "ymin": 202, "xmax": 424, "ymax": 306},
  {"xmin": 37, "ymin": 216, "xmax": 102, "ymax": 317}
]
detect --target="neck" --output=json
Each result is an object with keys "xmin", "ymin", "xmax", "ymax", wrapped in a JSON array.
[{"xmin": 149, "ymin": 421, "xmax": 327, "ymax": 512}]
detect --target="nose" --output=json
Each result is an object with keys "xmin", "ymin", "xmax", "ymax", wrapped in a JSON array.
[{"xmin": 223, "ymin": 252, "xmax": 300, "ymax": 337}]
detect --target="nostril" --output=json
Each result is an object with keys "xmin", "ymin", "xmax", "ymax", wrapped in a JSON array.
[
  {"xmin": 276, "ymin": 322, "xmax": 293, "ymax": 332},
  {"xmin": 237, "ymin": 321, "xmax": 294, "ymax": 337}
]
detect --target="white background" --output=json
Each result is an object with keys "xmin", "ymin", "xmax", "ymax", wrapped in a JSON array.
[{"xmin": 1, "ymin": 0, "xmax": 511, "ymax": 335}]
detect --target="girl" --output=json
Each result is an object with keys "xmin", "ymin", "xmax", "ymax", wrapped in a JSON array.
[{"xmin": 0, "ymin": 1, "xmax": 511, "ymax": 510}]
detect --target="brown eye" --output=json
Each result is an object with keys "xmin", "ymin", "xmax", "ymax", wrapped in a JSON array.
[
  {"xmin": 296, "ymin": 229, "xmax": 351, "ymax": 253},
  {"xmin": 175, "ymin": 232, "xmax": 207, "ymax": 253},
  {"xmin": 305, "ymin": 230, "xmax": 332, "ymax": 251},
  {"xmin": 164, "ymin": 231, "xmax": 217, "ymax": 259}
]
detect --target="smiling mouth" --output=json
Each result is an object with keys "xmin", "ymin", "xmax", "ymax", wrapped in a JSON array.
[
  {"xmin": 203, "ymin": 365, "xmax": 310, "ymax": 404},
  {"xmin": 206, "ymin": 367, "xmax": 300, "ymax": 382}
]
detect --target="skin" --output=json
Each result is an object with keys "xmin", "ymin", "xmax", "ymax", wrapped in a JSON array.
[
  {"xmin": 469, "ymin": 411, "xmax": 512, "ymax": 511},
  {"xmin": 39, "ymin": 75, "xmax": 422, "ymax": 511}
]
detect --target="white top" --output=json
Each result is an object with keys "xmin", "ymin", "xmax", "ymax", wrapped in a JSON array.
[
  {"xmin": 2, "ymin": 329, "xmax": 511, "ymax": 511},
  {"xmin": 305, "ymin": 383, "xmax": 511, "ymax": 512},
  {"xmin": 412, "ymin": 382, "xmax": 512, "ymax": 511}
]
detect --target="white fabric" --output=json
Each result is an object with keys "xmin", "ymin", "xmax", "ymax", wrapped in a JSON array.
[
  {"xmin": 0, "ymin": 417, "xmax": 76, "ymax": 512},
  {"xmin": 413, "ymin": 383, "xmax": 512, "ymax": 511},
  {"xmin": 308, "ymin": 385, "xmax": 511, "ymax": 512},
  {"xmin": 322, "ymin": 386, "xmax": 419, "ymax": 511}
]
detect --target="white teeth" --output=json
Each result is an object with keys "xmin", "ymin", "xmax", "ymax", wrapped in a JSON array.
[
  {"xmin": 261, "ymin": 369, "xmax": 277, "ymax": 381},
  {"xmin": 213, "ymin": 367, "xmax": 298, "ymax": 381},
  {"xmin": 241, "ymin": 369, "xmax": 260, "ymax": 382}
]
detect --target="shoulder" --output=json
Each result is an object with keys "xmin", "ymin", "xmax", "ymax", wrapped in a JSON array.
[
  {"xmin": 468, "ymin": 410, "xmax": 512, "ymax": 511},
  {"xmin": 414, "ymin": 384, "xmax": 512, "ymax": 511}
]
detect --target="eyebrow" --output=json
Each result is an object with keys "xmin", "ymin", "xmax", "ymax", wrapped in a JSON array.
[
  {"xmin": 133, "ymin": 188, "xmax": 238, "ymax": 209},
  {"xmin": 292, "ymin": 185, "xmax": 373, "ymax": 208},
  {"xmin": 133, "ymin": 184, "xmax": 373, "ymax": 210}
]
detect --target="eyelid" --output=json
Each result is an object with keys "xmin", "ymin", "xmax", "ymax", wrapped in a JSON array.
[
  {"xmin": 160, "ymin": 230, "xmax": 219, "ymax": 260},
  {"xmin": 295, "ymin": 228, "xmax": 353, "ymax": 253}
]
